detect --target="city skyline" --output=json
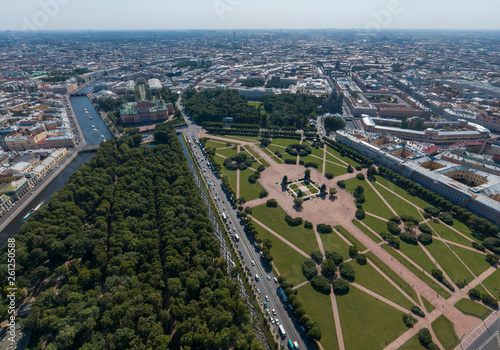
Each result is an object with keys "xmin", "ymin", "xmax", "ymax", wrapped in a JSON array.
[{"xmin": 3, "ymin": 0, "xmax": 500, "ymax": 31}]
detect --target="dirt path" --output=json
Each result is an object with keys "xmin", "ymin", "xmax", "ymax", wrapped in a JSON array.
[
  {"xmin": 365, "ymin": 211, "xmax": 389, "ymax": 222},
  {"xmin": 418, "ymin": 242, "xmax": 458, "ymax": 290},
  {"xmin": 322, "ymin": 144, "xmax": 327, "ymax": 176},
  {"xmin": 325, "ymin": 149, "xmax": 350, "ymax": 166},
  {"xmin": 293, "ymin": 280, "xmax": 310, "ymax": 290},
  {"xmin": 313, "ymin": 225, "xmax": 326, "ymax": 256},
  {"xmin": 329, "ymin": 291, "xmax": 345, "ymax": 350},
  {"xmin": 433, "ymin": 236, "xmax": 486, "ymax": 254},
  {"xmin": 351, "ymin": 283, "xmax": 411, "ymax": 313},
  {"xmin": 354, "ymin": 218, "xmax": 384, "ymax": 242}
]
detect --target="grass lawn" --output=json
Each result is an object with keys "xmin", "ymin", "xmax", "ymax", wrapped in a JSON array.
[
  {"xmin": 425, "ymin": 240, "xmax": 474, "ymax": 284},
  {"xmin": 344, "ymin": 178, "xmax": 394, "ymax": 219},
  {"xmin": 204, "ymin": 139, "xmax": 229, "ymax": 149},
  {"xmin": 448, "ymin": 245, "xmax": 489, "ymax": 277},
  {"xmin": 253, "ymin": 221, "xmax": 306, "ymax": 286},
  {"xmin": 239, "ymin": 168, "xmax": 265, "ymax": 201},
  {"xmin": 362, "ymin": 215, "xmax": 388, "ymax": 235},
  {"xmin": 451, "ymin": 219, "xmax": 483, "ymax": 243},
  {"xmin": 382, "ymin": 245, "xmax": 451, "ymax": 299},
  {"xmin": 372, "ymin": 182, "xmax": 423, "ymax": 220},
  {"xmin": 324, "ymin": 161, "xmax": 349, "ymax": 177},
  {"xmin": 481, "ymin": 268, "xmax": 500, "ymax": 300},
  {"xmin": 302, "ymin": 155, "xmax": 323, "ymax": 173},
  {"xmin": 422, "ymin": 297, "xmax": 435, "ymax": 313},
  {"xmin": 431, "ymin": 315, "xmax": 459, "ymax": 350},
  {"xmin": 353, "ymin": 219, "xmax": 382, "ymax": 243},
  {"xmin": 399, "ymin": 241, "xmax": 438, "ymax": 275},
  {"xmin": 271, "ymin": 138, "xmax": 301, "ymax": 148},
  {"xmin": 326, "ymin": 145, "xmax": 360, "ymax": 167},
  {"xmin": 248, "ymin": 101, "xmax": 262, "ymax": 108},
  {"xmin": 215, "ymin": 147, "xmax": 239, "ymax": 159},
  {"xmin": 336, "ymin": 285, "xmax": 409, "ymax": 350},
  {"xmin": 216, "ymin": 156, "xmax": 238, "ymax": 189},
  {"xmin": 454, "ymin": 298, "xmax": 492, "ymax": 319},
  {"xmin": 366, "ymin": 252, "xmax": 420, "ymax": 304},
  {"xmin": 335, "ymin": 226, "xmax": 367, "ymax": 251},
  {"xmin": 320, "ymin": 232, "xmax": 352, "ymax": 260},
  {"xmin": 251, "ymin": 204, "xmax": 319, "ymax": 255},
  {"xmin": 311, "ymin": 146, "xmax": 325, "ymax": 159},
  {"xmin": 428, "ymin": 220, "xmax": 473, "ymax": 247},
  {"xmin": 351, "ymin": 261, "xmax": 416, "ymax": 310},
  {"xmin": 243, "ymin": 146, "xmax": 271, "ymax": 167},
  {"xmin": 398, "ymin": 333, "xmax": 426, "ymax": 350},
  {"xmin": 267, "ymin": 145, "xmax": 297, "ymax": 162},
  {"xmin": 373, "ymin": 176, "xmax": 432, "ymax": 210},
  {"xmin": 289, "ymin": 183, "xmax": 299, "ymax": 190},
  {"xmin": 297, "ymin": 283, "xmax": 339, "ymax": 350}
]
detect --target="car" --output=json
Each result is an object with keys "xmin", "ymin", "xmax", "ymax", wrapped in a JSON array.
[
  {"xmin": 222, "ymin": 201, "xmax": 224, "ymax": 203},
  {"xmin": 272, "ymin": 309, "xmax": 276, "ymax": 315},
  {"xmin": 251, "ymin": 260, "xmax": 255, "ymax": 266},
  {"xmin": 274, "ymin": 277, "xmax": 278, "ymax": 283},
  {"xmin": 263, "ymin": 302, "xmax": 267, "ymax": 308},
  {"xmin": 265, "ymin": 295, "xmax": 269, "ymax": 301},
  {"xmin": 233, "ymin": 228, "xmax": 236, "ymax": 232},
  {"xmin": 271, "ymin": 318, "xmax": 275, "ymax": 324},
  {"xmin": 267, "ymin": 275, "xmax": 271, "ymax": 281},
  {"xmin": 283, "ymin": 305, "xmax": 287, "ymax": 310},
  {"xmin": 255, "ymin": 274, "xmax": 259, "ymax": 281},
  {"xmin": 275, "ymin": 318, "xmax": 279, "ymax": 325},
  {"xmin": 229, "ymin": 221, "xmax": 232, "ymax": 224},
  {"xmin": 257, "ymin": 289, "xmax": 260, "ymax": 294}
]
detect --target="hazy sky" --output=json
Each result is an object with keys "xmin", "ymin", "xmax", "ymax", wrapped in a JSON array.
[{"xmin": 3, "ymin": 0, "xmax": 500, "ymax": 31}]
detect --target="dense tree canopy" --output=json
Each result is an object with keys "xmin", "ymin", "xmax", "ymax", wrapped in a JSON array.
[{"xmin": 0, "ymin": 127, "xmax": 263, "ymax": 350}]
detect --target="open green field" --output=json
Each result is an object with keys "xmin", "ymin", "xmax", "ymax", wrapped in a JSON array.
[
  {"xmin": 204, "ymin": 139, "xmax": 229, "ymax": 149},
  {"xmin": 482, "ymin": 268, "xmax": 500, "ymax": 300},
  {"xmin": 431, "ymin": 315, "xmax": 459, "ymax": 350},
  {"xmin": 336, "ymin": 286, "xmax": 409, "ymax": 350},
  {"xmin": 398, "ymin": 333, "xmax": 426, "ymax": 350},
  {"xmin": 427, "ymin": 220, "xmax": 472, "ymax": 246},
  {"xmin": 361, "ymin": 215, "xmax": 388, "ymax": 235},
  {"xmin": 382, "ymin": 245, "xmax": 451, "ymax": 299},
  {"xmin": 326, "ymin": 145, "xmax": 360, "ymax": 167},
  {"xmin": 450, "ymin": 219, "xmax": 483, "ymax": 243},
  {"xmin": 215, "ymin": 146, "xmax": 239, "ymax": 159},
  {"xmin": 372, "ymin": 183, "xmax": 423, "ymax": 220},
  {"xmin": 351, "ymin": 261, "xmax": 415, "ymax": 310},
  {"xmin": 252, "ymin": 221, "xmax": 306, "ymax": 285},
  {"xmin": 353, "ymin": 219, "xmax": 382, "ymax": 243},
  {"xmin": 454, "ymin": 298, "xmax": 492, "ymax": 319},
  {"xmin": 239, "ymin": 168, "xmax": 265, "ymax": 201},
  {"xmin": 399, "ymin": 241, "xmax": 437, "ymax": 275},
  {"xmin": 310, "ymin": 146, "xmax": 325, "ymax": 159},
  {"xmin": 251, "ymin": 204, "xmax": 320, "ymax": 255},
  {"xmin": 216, "ymin": 155, "xmax": 238, "ymax": 189},
  {"xmin": 248, "ymin": 101, "xmax": 262, "ymax": 108},
  {"xmin": 448, "ymin": 245, "xmax": 489, "ymax": 277},
  {"xmin": 301, "ymin": 155, "xmax": 323, "ymax": 173},
  {"xmin": 297, "ymin": 283, "xmax": 339, "ymax": 350},
  {"xmin": 366, "ymin": 252, "xmax": 420, "ymax": 304},
  {"xmin": 324, "ymin": 161, "xmax": 349, "ymax": 176},
  {"xmin": 344, "ymin": 178, "xmax": 394, "ymax": 219},
  {"xmin": 271, "ymin": 138, "xmax": 301, "ymax": 148},
  {"xmin": 320, "ymin": 231, "xmax": 352, "ymax": 260},
  {"xmin": 425, "ymin": 240, "xmax": 474, "ymax": 284},
  {"xmin": 242, "ymin": 145, "xmax": 270, "ymax": 167},
  {"xmin": 335, "ymin": 226, "xmax": 367, "ymax": 251},
  {"xmin": 423, "ymin": 297, "xmax": 435, "ymax": 313},
  {"xmin": 373, "ymin": 176, "xmax": 432, "ymax": 210},
  {"xmin": 267, "ymin": 145, "xmax": 297, "ymax": 162}
]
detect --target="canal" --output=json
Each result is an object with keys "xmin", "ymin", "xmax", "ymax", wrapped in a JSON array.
[{"xmin": 0, "ymin": 85, "xmax": 113, "ymax": 241}]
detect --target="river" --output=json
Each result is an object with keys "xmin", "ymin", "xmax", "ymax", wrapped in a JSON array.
[{"xmin": 0, "ymin": 85, "xmax": 113, "ymax": 240}]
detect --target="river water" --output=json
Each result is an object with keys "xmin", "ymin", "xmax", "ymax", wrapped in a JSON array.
[{"xmin": 0, "ymin": 85, "xmax": 113, "ymax": 240}]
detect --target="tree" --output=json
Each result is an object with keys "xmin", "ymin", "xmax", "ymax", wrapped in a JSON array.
[
  {"xmin": 468, "ymin": 288, "xmax": 481, "ymax": 300},
  {"xmin": 321, "ymin": 259, "xmax": 337, "ymax": 277},
  {"xmin": 304, "ymin": 169, "xmax": 311, "ymax": 180},
  {"xmin": 339, "ymin": 262, "xmax": 355, "ymax": 281},
  {"xmin": 325, "ymin": 251, "xmax": 344, "ymax": 265},
  {"xmin": 349, "ymin": 245, "xmax": 358, "ymax": 258},
  {"xmin": 257, "ymin": 164, "xmax": 265, "ymax": 172},
  {"xmin": 356, "ymin": 173, "xmax": 365, "ymax": 181},
  {"xmin": 297, "ymin": 190, "xmax": 303, "ymax": 198},
  {"xmin": 367, "ymin": 166, "xmax": 377, "ymax": 178},
  {"xmin": 486, "ymin": 254, "xmax": 498, "ymax": 266},
  {"xmin": 417, "ymin": 328, "xmax": 433, "ymax": 347},
  {"xmin": 347, "ymin": 165, "xmax": 354, "ymax": 173},
  {"xmin": 281, "ymin": 175, "xmax": 288, "ymax": 187},
  {"xmin": 302, "ymin": 259, "xmax": 318, "ymax": 280},
  {"xmin": 311, "ymin": 275, "xmax": 331, "ymax": 294},
  {"xmin": 325, "ymin": 172, "xmax": 334, "ymax": 180},
  {"xmin": 294, "ymin": 197, "xmax": 304, "ymax": 207},
  {"xmin": 320, "ymin": 184, "xmax": 327, "ymax": 194},
  {"xmin": 266, "ymin": 199, "xmax": 278, "ymax": 207},
  {"xmin": 355, "ymin": 209, "xmax": 365, "ymax": 220},
  {"xmin": 332, "ymin": 279, "xmax": 350, "ymax": 295},
  {"xmin": 329, "ymin": 188, "xmax": 338, "ymax": 196},
  {"xmin": 356, "ymin": 254, "xmax": 367, "ymax": 265},
  {"xmin": 259, "ymin": 189, "xmax": 268, "ymax": 198}
]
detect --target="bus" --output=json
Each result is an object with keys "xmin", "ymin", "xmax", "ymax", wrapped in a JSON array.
[
  {"xmin": 279, "ymin": 325, "xmax": 286, "ymax": 338},
  {"xmin": 288, "ymin": 340, "xmax": 294, "ymax": 349},
  {"xmin": 278, "ymin": 287, "xmax": 288, "ymax": 303},
  {"xmin": 222, "ymin": 213, "xmax": 227, "ymax": 221}
]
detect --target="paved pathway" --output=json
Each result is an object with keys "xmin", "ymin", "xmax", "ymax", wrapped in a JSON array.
[
  {"xmin": 351, "ymin": 283, "xmax": 410, "ymax": 314},
  {"xmin": 365, "ymin": 211, "xmax": 389, "ymax": 222},
  {"xmin": 322, "ymin": 144, "xmax": 327, "ymax": 176},
  {"xmin": 325, "ymin": 149, "xmax": 349, "ymax": 166},
  {"xmin": 366, "ymin": 180, "xmax": 398, "ymax": 217},
  {"xmin": 329, "ymin": 290, "xmax": 345, "ymax": 350}
]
